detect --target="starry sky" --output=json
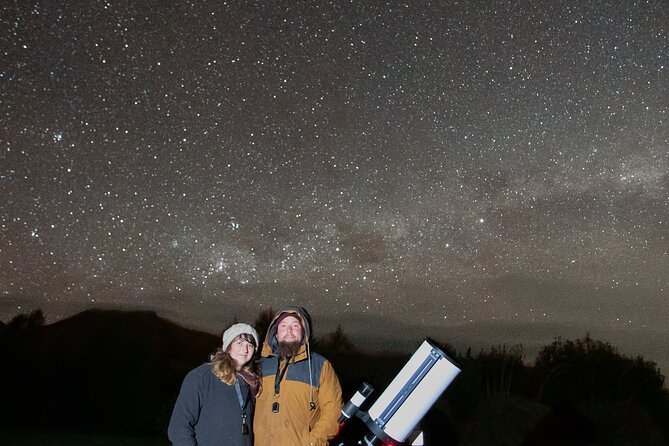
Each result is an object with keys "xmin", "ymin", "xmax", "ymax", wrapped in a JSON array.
[{"xmin": 1, "ymin": 1, "xmax": 668, "ymax": 371}]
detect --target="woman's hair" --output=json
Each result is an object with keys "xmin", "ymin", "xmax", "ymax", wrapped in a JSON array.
[{"xmin": 210, "ymin": 332, "xmax": 259, "ymax": 385}]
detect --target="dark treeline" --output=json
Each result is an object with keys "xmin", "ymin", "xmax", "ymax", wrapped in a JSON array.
[{"xmin": 1, "ymin": 309, "xmax": 668, "ymax": 446}]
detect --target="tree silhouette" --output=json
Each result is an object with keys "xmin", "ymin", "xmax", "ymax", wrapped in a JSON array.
[
  {"xmin": 317, "ymin": 323, "xmax": 356, "ymax": 354},
  {"xmin": 533, "ymin": 335, "xmax": 665, "ymax": 404},
  {"xmin": 529, "ymin": 335, "xmax": 669, "ymax": 445},
  {"xmin": 253, "ymin": 306, "xmax": 275, "ymax": 344},
  {"xmin": 6, "ymin": 309, "xmax": 45, "ymax": 333}
]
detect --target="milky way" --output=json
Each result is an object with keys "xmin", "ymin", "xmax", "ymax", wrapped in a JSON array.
[{"xmin": 1, "ymin": 1, "xmax": 668, "ymax": 370}]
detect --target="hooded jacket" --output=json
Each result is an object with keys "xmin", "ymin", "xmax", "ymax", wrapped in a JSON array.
[{"xmin": 254, "ymin": 307, "xmax": 342, "ymax": 446}]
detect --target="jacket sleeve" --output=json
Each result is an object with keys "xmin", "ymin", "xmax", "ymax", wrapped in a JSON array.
[
  {"xmin": 167, "ymin": 369, "xmax": 202, "ymax": 446},
  {"xmin": 308, "ymin": 360, "xmax": 342, "ymax": 446}
]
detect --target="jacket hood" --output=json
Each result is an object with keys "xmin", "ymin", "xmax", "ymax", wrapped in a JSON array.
[{"xmin": 261, "ymin": 306, "xmax": 312, "ymax": 358}]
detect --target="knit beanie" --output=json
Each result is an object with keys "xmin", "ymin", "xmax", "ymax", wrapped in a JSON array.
[
  {"xmin": 277, "ymin": 311, "xmax": 306, "ymax": 328},
  {"xmin": 222, "ymin": 323, "xmax": 259, "ymax": 351},
  {"xmin": 275, "ymin": 311, "xmax": 298, "ymax": 326}
]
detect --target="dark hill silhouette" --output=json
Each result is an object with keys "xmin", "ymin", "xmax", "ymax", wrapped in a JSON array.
[{"xmin": 0, "ymin": 309, "xmax": 218, "ymax": 434}]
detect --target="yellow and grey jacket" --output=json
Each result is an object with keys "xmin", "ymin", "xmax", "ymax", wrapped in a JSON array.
[{"xmin": 254, "ymin": 307, "xmax": 342, "ymax": 446}]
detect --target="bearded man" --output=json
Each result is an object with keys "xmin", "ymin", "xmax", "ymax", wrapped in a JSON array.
[{"xmin": 254, "ymin": 307, "xmax": 342, "ymax": 446}]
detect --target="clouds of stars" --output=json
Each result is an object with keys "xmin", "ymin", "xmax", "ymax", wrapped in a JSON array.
[{"xmin": 1, "ymin": 0, "xmax": 667, "ymax": 367}]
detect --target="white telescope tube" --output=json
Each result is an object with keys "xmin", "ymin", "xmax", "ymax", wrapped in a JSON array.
[{"xmin": 365, "ymin": 339, "xmax": 460, "ymax": 443}]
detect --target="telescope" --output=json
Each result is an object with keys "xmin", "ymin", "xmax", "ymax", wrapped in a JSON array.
[{"xmin": 338, "ymin": 339, "xmax": 460, "ymax": 446}]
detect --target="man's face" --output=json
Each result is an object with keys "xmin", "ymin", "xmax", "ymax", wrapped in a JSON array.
[{"xmin": 276, "ymin": 315, "xmax": 303, "ymax": 344}]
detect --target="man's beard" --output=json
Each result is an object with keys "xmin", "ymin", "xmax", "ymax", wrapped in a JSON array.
[{"xmin": 277, "ymin": 340, "xmax": 301, "ymax": 359}]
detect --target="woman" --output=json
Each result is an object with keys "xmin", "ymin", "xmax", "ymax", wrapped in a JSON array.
[{"xmin": 168, "ymin": 323, "xmax": 261, "ymax": 446}]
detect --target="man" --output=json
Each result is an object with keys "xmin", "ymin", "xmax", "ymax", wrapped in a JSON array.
[{"xmin": 254, "ymin": 306, "xmax": 342, "ymax": 446}]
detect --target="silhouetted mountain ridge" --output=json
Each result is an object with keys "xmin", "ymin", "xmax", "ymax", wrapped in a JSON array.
[{"xmin": 0, "ymin": 308, "xmax": 218, "ymax": 434}]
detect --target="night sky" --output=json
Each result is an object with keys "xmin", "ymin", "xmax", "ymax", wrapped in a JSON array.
[{"xmin": 2, "ymin": 1, "xmax": 668, "ymax": 371}]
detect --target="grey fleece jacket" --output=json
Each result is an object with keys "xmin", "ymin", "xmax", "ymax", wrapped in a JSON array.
[{"xmin": 168, "ymin": 363, "xmax": 254, "ymax": 446}]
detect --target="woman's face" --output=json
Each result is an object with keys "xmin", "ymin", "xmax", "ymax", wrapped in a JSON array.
[{"xmin": 228, "ymin": 336, "xmax": 256, "ymax": 369}]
